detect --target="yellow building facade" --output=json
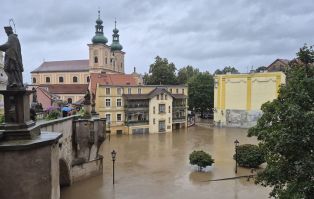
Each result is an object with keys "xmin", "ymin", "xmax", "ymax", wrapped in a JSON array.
[
  {"xmin": 95, "ymin": 85, "xmax": 188, "ymax": 134},
  {"xmin": 214, "ymin": 72, "xmax": 285, "ymax": 127}
]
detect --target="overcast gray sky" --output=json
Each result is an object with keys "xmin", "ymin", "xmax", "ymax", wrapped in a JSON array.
[{"xmin": 1, "ymin": 0, "xmax": 313, "ymax": 83}]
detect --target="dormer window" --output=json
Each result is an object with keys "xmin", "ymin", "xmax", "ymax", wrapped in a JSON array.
[{"xmin": 32, "ymin": 77, "xmax": 36, "ymax": 84}]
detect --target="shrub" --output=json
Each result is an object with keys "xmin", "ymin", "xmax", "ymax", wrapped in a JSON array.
[
  {"xmin": 46, "ymin": 110, "xmax": 61, "ymax": 120},
  {"xmin": 233, "ymin": 144, "xmax": 265, "ymax": 168},
  {"xmin": 189, "ymin": 150, "xmax": 214, "ymax": 171}
]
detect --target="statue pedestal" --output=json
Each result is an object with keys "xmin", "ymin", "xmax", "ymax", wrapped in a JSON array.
[
  {"xmin": 0, "ymin": 88, "xmax": 62, "ymax": 199},
  {"xmin": 0, "ymin": 89, "xmax": 39, "ymax": 140}
]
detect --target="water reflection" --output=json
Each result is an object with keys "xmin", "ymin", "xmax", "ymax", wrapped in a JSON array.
[{"xmin": 61, "ymin": 126, "xmax": 270, "ymax": 199}]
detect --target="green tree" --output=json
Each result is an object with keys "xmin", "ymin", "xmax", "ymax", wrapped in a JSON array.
[
  {"xmin": 144, "ymin": 56, "xmax": 177, "ymax": 85},
  {"xmin": 188, "ymin": 72, "xmax": 214, "ymax": 115},
  {"xmin": 189, "ymin": 150, "xmax": 214, "ymax": 171},
  {"xmin": 248, "ymin": 45, "xmax": 314, "ymax": 199},
  {"xmin": 255, "ymin": 66, "xmax": 268, "ymax": 73},
  {"xmin": 233, "ymin": 144, "xmax": 265, "ymax": 168},
  {"xmin": 177, "ymin": 65, "xmax": 200, "ymax": 84},
  {"xmin": 214, "ymin": 66, "xmax": 239, "ymax": 75}
]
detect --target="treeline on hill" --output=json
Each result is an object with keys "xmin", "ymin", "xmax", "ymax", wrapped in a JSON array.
[{"xmin": 143, "ymin": 56, "xmax": 243, "ymax": 115}]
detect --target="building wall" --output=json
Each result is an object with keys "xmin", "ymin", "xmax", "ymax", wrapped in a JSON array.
[
  {"xmin": 96, "ymin": 85, "xmax": 187, "ymax": 134},
  {"xmin": 58, "ymin": 94, "xmax": 85, "ymax": 103},
  {"xmin": 149, "ymin": 95, "xmax": 173, "ymax": 133},
  {"xmin": 88, "ymin": 44, "xmax": 124, "ymax": 74},
  {"xmin": 214, "ymin": 72, "xmax": 286, "ymax": 127},
  {"xmin": 31, "ymin": 71, "xmax": 90, "ymax": 85}
]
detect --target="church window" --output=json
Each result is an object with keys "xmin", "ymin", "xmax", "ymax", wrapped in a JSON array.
[
  {"xmin": 73, "ymin": 76, "xmax": 78, "ymax": 83},
  {"xmin": 105, "ymin": 57, "xmax": 108, "ymax": 64},
  {"xmin": 67, "ymin": 98, "xmax": 72, "ymax": 104},
  {"xmin": 46, "ymin": 77, "xmax": 50, "ymax": 83},
  {"xmin": 32, "ymin": 77, "xmax": 36, "ymax": 84},
  {"xmin": 87, "ymin": 76, "xmax": 90, "ymax": 83},
  {"xmin": 94, "ymin": 56, "xmax": 98, "ymax": 63},
  {"xmin": 59, "ymin": 76, "xmax": 64, "ymax": 83}
]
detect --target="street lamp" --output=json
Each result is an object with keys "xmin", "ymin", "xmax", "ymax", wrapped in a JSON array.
[
  {"xmin": 234, "ymin": 139, "xmax": 240, "ymax": 174},
  {"xmin": 111, "ymin": 150, "xmax": 117, "ymax": 184}
]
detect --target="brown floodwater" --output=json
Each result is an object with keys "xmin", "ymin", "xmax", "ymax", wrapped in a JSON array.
[{"xmin": 61, "ymin": 126, "xmax": 271, "ymax": 199}]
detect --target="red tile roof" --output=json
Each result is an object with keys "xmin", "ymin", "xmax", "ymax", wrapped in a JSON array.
[
  {"xmin": 90, "ymin": 73, "xmax": 138, "ymax": 94},
  {"xmin": 41, "ymin": 84, "xmax": 88, "ymax": 94},
  {"xmin": 31, "ymin": 60, "xmax": 89, "ymax": 73}
]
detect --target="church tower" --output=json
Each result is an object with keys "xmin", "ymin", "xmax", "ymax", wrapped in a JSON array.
[
  {"xmin": 110, "ymin": 20, "xmax": 125, "ymax": 73},
  {"xmin": 88, "ymin": 11, "xmax": 124, "ymax": 74}
]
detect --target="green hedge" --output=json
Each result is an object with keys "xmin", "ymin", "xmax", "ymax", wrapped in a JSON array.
[{"xmin": 233, "ymin": 144, "xmax": 265, "ymax": 168}]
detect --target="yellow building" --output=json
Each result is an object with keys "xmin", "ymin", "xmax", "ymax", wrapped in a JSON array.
[
  {"xmin": 91, "ymin": 73, "xmax": 188, "ymax": 134},
  {"xmin": 214, "ymin": 71, "xmax": 285, "ymax": 127}
]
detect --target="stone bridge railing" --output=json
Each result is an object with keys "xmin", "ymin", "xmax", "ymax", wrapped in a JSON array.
[{"xmin": 36, "ymin": 115, "xmax": 106, "ymax": 186}]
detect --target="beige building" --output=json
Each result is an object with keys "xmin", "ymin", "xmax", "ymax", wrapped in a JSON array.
[
  {"xmin": 91, "ymin": 73, "xmax": 188, "ymax": 134},
  {"xmin": 214, "ymin": 71, "xmax": 285, "ymax": 128}
]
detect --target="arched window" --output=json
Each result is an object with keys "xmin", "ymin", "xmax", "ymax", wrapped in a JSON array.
[
  {"xmin": 73, "ymin": 76, "xmax": 78, "ymax": 83},
  {"xmin": 87, "ymin": 76, "xmax": 90, "ymax": 83},
  {"xmin": 59, "ymin": 76, "xmax": 64, "ymax": 83},
  {"xmin": 94, "ymin": 56, "xmax": 98, "ymax": 63},
  {"xmin": 105, "ymin": 57, "xmax": 107, "ymax": 64},
  {"xmin": 46, "ymin": 77, "xmax": 50, "ymax": 83},
  {"xmin": 32, "ymin": 77, "xmax": 36, "ymax": 84},
  {"xmin": 67, "ymin": 98, "xmax": 72, "ymax": 104}
]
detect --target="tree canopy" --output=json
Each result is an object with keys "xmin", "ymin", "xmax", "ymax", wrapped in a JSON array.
[
  {"xmin": 177, "ymin": 65, "xmax": 200, "ymax": 84},
  {"xmin": 188, "ymin": 72, "xmax": 214, "ymax": 113},
  {"xmin": 248, "ymin": 45, "xmax": 314, "ymax": 199},
  {"xmin": 214, "ymin": 66, "xmax": 239, "ymax": 75},
  {"xmin": 143, "ymin": 56, "xmax": 177, "ymax": 85}
]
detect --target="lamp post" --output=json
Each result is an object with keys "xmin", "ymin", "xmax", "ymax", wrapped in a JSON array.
[
  {"xmin": 111, "ymin": 150, "xmax": 116, "ymax": 184},
  {"xmin": 234, "ymin": 139, "xmax": 239, "ymax": 173}
]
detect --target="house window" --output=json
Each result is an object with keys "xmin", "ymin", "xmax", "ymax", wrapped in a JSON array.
[
  {"xmin": 94, "ymin": 56, "xmax": 98, "ymax": 63},
  {"xmin": 165, "ymin": 94, "xmax": 167, "ymax": 100},
  {"xmin": 73, "ymin": 76, "xmax": 78, "ymax": 83},
  {"xmin": 138, "ymin": 88, "xmax": 141, "ymax": 94},
  {"xmin": 46, "ymin": 77, "xmax": 50, "ymax": 83},
  {"xmin": 157, "ymin": 95, "xmax": 159, "ymax": 100},
  {"xmin": 106, "ymin": 88, "xmax": 111, "ymax": 95},
  {"xmin": 106, "ymin": 114, "xmax": 111, "ymax": 123},
  {"xmin": 67, "ymin": 98, "xmax": 72, "ymax": 104},
  {"xmin": 168, "ymin": 117, "xmax": 171, "ymax": 123},
  {"xmin": 170, "ymin": 88, "xmax": 172, "ymax": 93},
  {"xmin": 117, "ymin": 114, "xmax": 122, "ymax": 122},
  {"xmin": 32, "ymin": 77, "xmax": 36, "ymax": 84},
  {"xmin": 117, "ymin": 88, "xmax": 122, "ymax": 95},
  {"xmin": 176, "ymin": 88, "xmax": 178, "ymax": 94},
  {"xmin": 161, "ymin": 94, "xmax": 164, "ymax": 100},
  {"xmin": 169, "ymin": 106, "xmax": 171, "ymax": 113},
  {"xmin": 153, "ymin": 106, "xmax": 155, "ymax": 114},
  {"xmin": 87, "ymin": 76, "xmax": 90, "ymax": 83},
  {"xmin": 182, "ymin": 89, "xmax": 185, "ymax": 94},
  {"xmin": 153, "ymin": 118, "xmax": 155, "ymax": 124},
  {"xmin": 105, "ymin": 99, "xmax": 111, "ymax": 107},
  {"xmin": 59, "ymin": 76, "xmax": 64, "ymax": 83},
  {"xmin": 159, "ymin": 104, "xmax": 165, "ymax": 113},
  {"xmin": 128, "ymin": 88, "xmax": 131, "ymax": 94},
  {"xmin": 159, "ymin": 120, "xmax": 166, "ymax": 132},
  {"xmin": 117, "ymin": 99, "xmax": 122, "ymax": 107}
]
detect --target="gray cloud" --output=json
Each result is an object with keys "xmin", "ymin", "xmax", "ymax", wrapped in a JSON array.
[{"xmin": 0, "ymin": 0, "xmax": 313, "ymax": 82}]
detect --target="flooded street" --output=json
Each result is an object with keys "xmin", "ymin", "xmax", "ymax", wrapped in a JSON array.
[{"xmin": 61, "ymin": 126, "xmax": 270, "ymax": 199}]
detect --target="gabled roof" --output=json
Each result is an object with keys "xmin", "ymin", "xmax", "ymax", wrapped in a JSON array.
[
  {"xmin": 147, "ymin": 87, "xmax": 172, "ymax": 98},
  {"xmin": 41, "ymin": 84, "xmax": 88, "ymax": 94},
  {"xmin": 31, "ymin": 60, "xmax": 89, "ymax": 73},
  {"xmin": 123, "ymin": 87, "xmax": 184, "ymax": 100},
  {"xmin": 90, "ymin": 73, "xmax": 138, "ymax": 94},
  {"xmin": 267, "ymin": 59, "xmax": 290, "ymax": 71}
]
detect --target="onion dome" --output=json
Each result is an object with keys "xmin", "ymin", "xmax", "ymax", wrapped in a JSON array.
[
  {"xmin": 91, "ymin": 10, "xmax": 108, "ymax": 44},
  {"xmin": 110, "ymin": 20, "xmax": 123, "ymax": 51}
]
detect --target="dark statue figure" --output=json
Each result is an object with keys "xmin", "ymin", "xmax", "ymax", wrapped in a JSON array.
[
  {"xmin": 32, "ymin": 87, "xmax": 37, "ymax": 102},
  {"xmin": 84, "ymin": 89, "xmax": 91, "ymax": 105},
  {"xmin": 0, "ymin": 26, "xmax": 24, "ymax": 89}
]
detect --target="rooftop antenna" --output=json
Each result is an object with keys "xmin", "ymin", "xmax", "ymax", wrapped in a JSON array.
[
  {"xmin": 9, "ymin": 18, "xmax": 17, "ymax": 34},
  {"xmin": 115, "ymin": 17, "xmax": 117, "ymax": 29}
]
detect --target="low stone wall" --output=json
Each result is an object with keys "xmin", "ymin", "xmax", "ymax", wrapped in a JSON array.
[{"xmin": 71, "ymin": 157, "xmax": 103, "ymax": 183}]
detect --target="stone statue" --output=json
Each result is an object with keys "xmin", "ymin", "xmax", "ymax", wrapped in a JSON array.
[
  {"xmin": 32, "ymin": 87, "xmax": 37, "ymax": 102},
  {"xmin": 84, "ymin": 89, "xmax": 91, "ymax": 105},
  {"xmin": 0, "ymin": 26, "xmax": 24, "ymax": 89}
]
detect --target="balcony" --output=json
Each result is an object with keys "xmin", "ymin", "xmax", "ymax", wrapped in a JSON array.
[
  {"xmin": 126, "ymin": 120, "xmax": 149, "ymax": 126},
  {"xmin": 172, "ymin": 116, "xmax": 186, "ymax": 123},
  {"xmin": 125, "ymin": 104, "xmax": 149, "ymax": 112}
]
